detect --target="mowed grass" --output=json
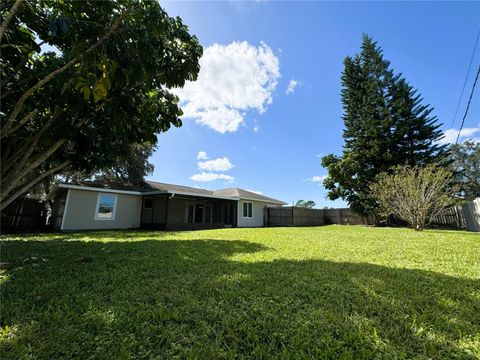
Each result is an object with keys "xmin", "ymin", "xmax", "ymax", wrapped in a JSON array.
[{"xmin": 1, "ymin": 226, "xmax": 479, "ymax": 359}]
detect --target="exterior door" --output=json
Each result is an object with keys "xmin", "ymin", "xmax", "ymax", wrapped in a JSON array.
[
  {"xmin": 224, "ymin": 203, "xmax": 233, "ymax": 225},
  {"xmin": 194, "ymin": 204, "xmax": 204, "ymax": 223}
]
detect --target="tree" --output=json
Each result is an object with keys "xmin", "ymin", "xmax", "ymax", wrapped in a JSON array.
[
  {"xmin": 370, "ymin": 164, "xmax": 457, "ymax": 231},
  {"xmin": 448, "ymin": 141, "xmax": 480, "ymax": 200},
  {"xmin": 295, "ymin": 200, "xmax": 316, "ymax": 208},
  {"xmin": 322, "ymin": 35, "xmax": 445, "ymax": 216},
  {"xmin": 94, "ymin": 143, "xmax": 156, "ymax": 187},
  {"xmin": 0, "ymin": 1, "xmax": 202, "ymax": 210}
]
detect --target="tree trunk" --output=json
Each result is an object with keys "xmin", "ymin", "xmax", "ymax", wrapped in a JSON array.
[{"xmin": 0, "ymin": 160, "xmax": 70, "ymax": 211}]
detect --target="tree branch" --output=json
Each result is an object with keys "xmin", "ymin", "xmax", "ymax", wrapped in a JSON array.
[
  {"xmin": 1, "ymin": 11, "xmax": 127, "ymax": 138},
  {"xmin": 1, "ymin": 107, "xmax": 60, "ymax": 176},
  {"xmin": 0, "ymin": 160, "xmax": 70, "ymax": 211},
  {"xmin": 5, "ymin": 107, "xmax": 38, "ymax": 135},
  {"xmin": 1, "ymin": 138, "xmax": 66, "ymax": 198},
  {"xmin": 0, "ymin": 0, "xmax": 25, "ymax": 43}
]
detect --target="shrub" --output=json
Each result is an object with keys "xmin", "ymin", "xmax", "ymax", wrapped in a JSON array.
[{"xmin": 370, "ymin": 165, "xmax": 457, "ymax": 230}]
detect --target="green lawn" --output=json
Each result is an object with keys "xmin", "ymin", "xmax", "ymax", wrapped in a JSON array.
[{"xmin": 1, "ymin": 226, "xmax": 479, "ymax": 359}]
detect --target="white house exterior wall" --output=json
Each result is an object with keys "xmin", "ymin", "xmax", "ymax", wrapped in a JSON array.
[
  {"xmin": 61, "ymin": 189, "xmax": 142, "ymax": 230},
  {"xmin": 237, "ymin": 200, "xmax": 267, "ymax": 227}
]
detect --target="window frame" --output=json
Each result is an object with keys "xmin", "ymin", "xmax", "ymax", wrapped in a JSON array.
[
  {"xmin": 94, "ymin": 193, "xmax": 118, "ymax": 221},
  {"xmin": 143, "ymin": 197, "xmax": 153, "ymax": 210},
  {"xmin": 243, "ymin": 202, "xmax": 253, "ymax": 218}
]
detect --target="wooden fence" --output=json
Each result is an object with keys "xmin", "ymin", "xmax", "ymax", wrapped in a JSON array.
[
  {"xmin": 430, "ymin": 206, "xmax": 466, "ymax": 229},
  {"xmin": 1, "ymin": 197, "xmax": 47, "ymax": 233},
  {"xmin": 265, "ymin": 201, "xmax": 480, "ymax": 231},
  {"xmin": 265, "ymin": 207, "xmax": 370, "ymax": 227}
]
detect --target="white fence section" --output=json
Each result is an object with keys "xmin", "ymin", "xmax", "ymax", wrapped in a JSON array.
[{"xmin": 462, "ymin": 198, "xmax": 480, "ymax": 232}]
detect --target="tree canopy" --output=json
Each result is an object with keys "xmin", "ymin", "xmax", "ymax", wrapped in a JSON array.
[
  {"xmin": 0, "ymin": 0, "xmax": 202, "ymax": 210},
  {"xmin": 295, "ymin": 200, "xmax": 316, "ymax": 209},
  {"xmin": 448, "ymin": 141, "xmax": 480, "ymax": 200},
  {"xmin": 322, "ymin": 35, "xmax": 446, "ymax": 216}
]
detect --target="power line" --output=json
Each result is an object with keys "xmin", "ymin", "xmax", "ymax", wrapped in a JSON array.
[
  {"xmin": 451, "ymin": 30, "xmax": 480, "ymax": 129},
  {"xmin": 455, "ymin": 64, "xmax": 480, "ymax": 144}
]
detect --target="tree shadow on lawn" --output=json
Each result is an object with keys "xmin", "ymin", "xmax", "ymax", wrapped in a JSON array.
[{"xmin": 1, "ymin": 239, "xmax": 479, "ymax": 359}]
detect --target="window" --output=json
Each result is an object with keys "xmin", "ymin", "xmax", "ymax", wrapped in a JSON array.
[
  {"xmin": 95, "ymin": 193, "xmax": 117, "ymax": 220},
  {"xmin": 243, "ymin": 202, "xmax": 253, "ymax": 218},
  {"xmin": 143, "ymin": 197, "xmax": 153, "ymax": 209}
]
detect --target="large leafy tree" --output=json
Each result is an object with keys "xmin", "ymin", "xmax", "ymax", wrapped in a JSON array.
[
  {"xmin": 94, "ymin": 143, "xmax": 156, "ymax": 187},
  {"xmin": 322, "ymin": 35, "xmax": 445, "ymax": 216},
  {"xmin": 449, "ymin": 141, "xmax": 480, "ymax": 200},
  {"xmin": 0, "ymin": 0, "xmax": 202, "ymax": 210}
]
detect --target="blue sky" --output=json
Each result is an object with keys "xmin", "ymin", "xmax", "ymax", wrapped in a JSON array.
[{"xmin": 149, "ymin": 1, "xmax": 480, "ymax": 207}]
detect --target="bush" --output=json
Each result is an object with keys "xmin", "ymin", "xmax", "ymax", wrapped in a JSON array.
[{"xmin": 370, "ymin": 165, "xmax": 457, "ymax": 231}]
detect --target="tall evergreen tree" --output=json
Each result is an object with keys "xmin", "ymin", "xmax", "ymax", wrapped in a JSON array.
[{"xmin": 322, "ymin": 35, "xmax": 446, "ymax": 216}]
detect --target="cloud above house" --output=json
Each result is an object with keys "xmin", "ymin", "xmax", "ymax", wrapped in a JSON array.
[
  {"xmin": 190, "ymin": 173, "xmax": 234, "ymax": 182},
  {"xmin": 198, "ymin": 157, "xmax": 234, "ymax": 172},
  {"xmin": 172, "ymin": 41, "xmax": 280, "ymax": 133},
  {"xmin": 438, "ymin": 124, "xmax": 480, "ymax": 145},
  {"xmin": 191, "ymin": 151, "xmax": 235, "ymax": 182},
  {"xmin": 308, "ymin": 175, "xmax": 327, "ymax": 185},
  {"xmin": 286, "ymin": 79, "xmax": 301, "ymax": 94}
]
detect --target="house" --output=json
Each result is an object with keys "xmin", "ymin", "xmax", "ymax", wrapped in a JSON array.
[{"xmin": 52, "ymin": 181, "xmax": 287, "ymax": 231}]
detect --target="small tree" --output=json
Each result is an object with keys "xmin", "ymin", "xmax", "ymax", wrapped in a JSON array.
[
  {"xmin": 295, "ymin": 200, "xmax": 316, "ymax": 208},
  {"xmin": 370, "ymin": 165, "xmax": 457, "ymax": 230}
]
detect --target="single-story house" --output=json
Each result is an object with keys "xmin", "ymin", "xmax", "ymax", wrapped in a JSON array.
[{"xmin": 52, "ymin": 181, "xmax": 287, "ymax": 231}]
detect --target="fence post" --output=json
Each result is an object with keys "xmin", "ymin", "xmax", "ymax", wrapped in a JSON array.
[{"xmin": 291, "ymin": 207, "xmax": 295, "ymax": 226}]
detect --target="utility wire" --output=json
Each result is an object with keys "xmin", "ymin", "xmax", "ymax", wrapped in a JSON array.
[
  {"xmin": 451, "ymin": 30, "xmax": 480, "ymax": 129},
  {"xmin": 455, "ymin": 64, "xmax": 480, "ymax": 144}
]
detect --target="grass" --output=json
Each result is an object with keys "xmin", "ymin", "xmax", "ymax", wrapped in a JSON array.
[{"xmin": 0, "ymin": 226, "xmax": 479, "ymax": 359}]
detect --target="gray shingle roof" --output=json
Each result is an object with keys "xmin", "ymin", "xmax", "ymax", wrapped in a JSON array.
[
  {"xmin": 145, "ymin": 181, "xmax": 286, "ymax": 205},
  {"xmin": 60, "ymin": 180, "xmax": 287, "ymax": 205},
  {"xmin": 213, "ymin": 188, "xmax": 287, "ymax": 205},
  {"xmin": 144, "ymin": 181, "xmax": 214, "ymax": 196}
]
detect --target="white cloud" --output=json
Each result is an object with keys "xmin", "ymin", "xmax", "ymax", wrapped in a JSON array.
[
  {"xmin": 198, "ymin": 157, "xmax": 234, "ymax": 172},
  {"xmin": 286, "ymin": 79, "xmax": 300, "ymax": 94},
  {"xmin": 438, "ymin": 125, "xmax": 480, "ymax": 145},
  {"xmin": 172, "ymin": 41, "xmax": 280, "ymax": 133},
  {"xmin": 197, "ymin": 151, "xmax": 209, "ymax": 160},
  {"xmin": 308, "ymin": 175, "xmax": 327, "ymax": 184},
  {"xmin": 190, "ymin": 173, "xmax": 234, "ymax": 182},
  {"xmin": 191, "ymin": 152, "xmax": 235, "ymax": 183},
  {"xmin": 253, "ymin": 125, "xmax": 260, "ymax": 133}
]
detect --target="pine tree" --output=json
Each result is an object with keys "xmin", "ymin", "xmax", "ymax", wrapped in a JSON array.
[{"xmin": 322, "ymin": 35, "xmax": 446, "ymax": 216}]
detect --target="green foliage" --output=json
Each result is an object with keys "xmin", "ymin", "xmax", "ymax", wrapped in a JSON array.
[
  {"xmin": 370, "ymin": 164, "xmax": 457, "ymax": 230},
  {"xmin": 295, "ymin": 200, "xmax": 316, "ymax": 208},
  {"xmin": 449, "ymin": 141, "xmax": 480, "ymax": 200},
  {"xmin": 93, "ymin": 143, "xmax": 156, "ymax": 187},
  {"xmin": 1, "ymin": 227, "xmax": 479, "ymax": 358},
  {"xmin": 0, "ymin": 1, "xmax": 202, "ymax": 209},
  {"xmin": 322, "ymin": 35, "xmax": 446, "ymax": 216}
]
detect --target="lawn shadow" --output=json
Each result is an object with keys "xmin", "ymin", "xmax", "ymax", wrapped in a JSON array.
[{"xmin": 1, "ymin": 238, "xmax": 479, "ymax": 359}]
